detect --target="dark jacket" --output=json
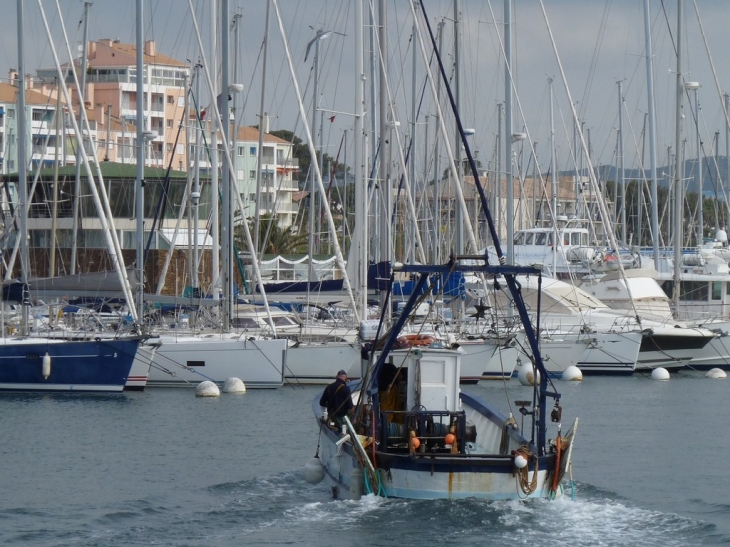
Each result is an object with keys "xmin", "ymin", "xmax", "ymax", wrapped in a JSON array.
[{"xmin": 319, "ymin": 378, "xmax": 353, "ymax": 418}]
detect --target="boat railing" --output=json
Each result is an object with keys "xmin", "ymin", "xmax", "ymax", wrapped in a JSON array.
[{"xmin": 378, "ymin": 409, "xmax": 474, "ymax": 455}]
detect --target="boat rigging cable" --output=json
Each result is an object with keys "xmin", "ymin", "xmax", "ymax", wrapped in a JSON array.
[{"xmin": 416, "ymin": 0, "xmax": 559, "ymax": 453}]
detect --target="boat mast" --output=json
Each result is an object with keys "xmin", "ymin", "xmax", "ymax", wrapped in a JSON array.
[
  {"xmin": 210, "ymin": 0, "xmax": 220, "ymax": 303},
  {"xmin": 378, "ymin": 0, "xmax": 390, "ymax": 310},
  {"xmin": 453, "ymin": 0, "xmax": 463, "ymax": 254},
  {"xmin": 617, "ymin": 79, "xmax": 626, "ymax": 242},
  {"xmin": 16, "ymin": 0, "xmax": 29, "ymax": 336},
  {"xmin": 254, "ymin": 0, "xmax": 270, "ymax": 258},
  {"xmin": 672, "ymin": 0, "xmax": 685, "ymax": 315},
  {"xmin": 504, "ymin": 0, "xmax": 514, "ymax": 263},
  {"xmin": 354, "ymin": 0, "xmax": 368, "ymax": 318},
  {"xmin": 431, "ymin": 20, "xmax": 444, "ymax": 262},
  {"xmin": 408, "ymin": 15, "xmax": 417, "ymax": 265},
  {"xmin": 220, "ymin": 0, "xmax": 232, "ymax": 330},
  {"xmin": 50, "ymin": 78, "xmax": 61, "ymax": 277},
  {"xmin": 135, "ymin": 0, "xmax": 145, "ymax": 322},
  {"xmin": 71, "ymin": 0, "xmax": 91, "ymax": 276},
  {"xmin": 193, "ymin": 63, "xmax": 201, "ymax": 291},
  {"xmin": 644, "ymin": 0, "xmax": 659, "ymax": 268},
  {"xmin": 549, "ymin": 78, "xmax": 557, "ymax": 275}
]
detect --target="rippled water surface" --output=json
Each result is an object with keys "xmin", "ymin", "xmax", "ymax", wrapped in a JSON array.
[{"xmin": 1, "ymin": 371, "xmax": 728, "ymax": 546}]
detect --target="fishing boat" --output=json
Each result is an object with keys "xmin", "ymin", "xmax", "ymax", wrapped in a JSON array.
[
  {"xmin": 310, "ymin": 257, "xmax": 577, "ymax": 500},
  {"xmin": 303, "ymin": 0, "xmax": 578, "ymax": 501}
]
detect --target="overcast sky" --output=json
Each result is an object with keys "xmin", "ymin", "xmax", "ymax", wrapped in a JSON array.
[{"xmin": 3, "ymin": 1, "xmax": 730, "ymax": 179}]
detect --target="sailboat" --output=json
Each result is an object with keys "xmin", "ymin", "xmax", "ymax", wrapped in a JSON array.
[
  {"xmin": 0, "ymin": 0, "xmax": 142, "ymax": 392},
  {"xmin": 309, "ymin": 0, "xmax": 576, "ymax": 501}
]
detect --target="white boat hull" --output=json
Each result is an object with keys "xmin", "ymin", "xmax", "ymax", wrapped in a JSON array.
[
  {"xmin": 147, "ymin": 335, "xmax": 286, "ymax": 388},
  {"xmin": 284, "ymin": 342, "xmax": 361, "ymax": 384}
]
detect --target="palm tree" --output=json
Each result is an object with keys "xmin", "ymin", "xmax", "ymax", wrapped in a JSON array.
[{"xmin": 235, "ymin": 213, "xmax": 308, "ymax": 255}]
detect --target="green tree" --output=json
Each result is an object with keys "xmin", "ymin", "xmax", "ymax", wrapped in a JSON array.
[{"xmin": 235, "ymin": 213, "xmax": 309, "ymax": 255}]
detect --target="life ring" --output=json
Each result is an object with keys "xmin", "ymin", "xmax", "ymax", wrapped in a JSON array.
[{"xmin": 397, "ymin": 334, "xmax": 436, "ymax": 348}]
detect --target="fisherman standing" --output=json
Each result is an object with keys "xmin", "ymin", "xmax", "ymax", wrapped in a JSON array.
[{"xmin": 319, "ymin": 369, "xmax": 354, "ymax": 427}]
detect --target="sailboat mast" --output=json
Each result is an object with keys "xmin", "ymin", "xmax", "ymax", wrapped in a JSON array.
[
  {"xmin": 354, "ymin": 0, "xmax": 368, "ymax": 318},
  {"xmin": 71, "ymin": 0, "xmax": 91, "ymax": 276},
  {"xmin": 254, "ymin": 0, "xmax": 270, "ymax": 257},
  {"xmin": 618, "ymin": 79, "xmax": 626, "ymax": 241},
  {"xmin": 549, "ymin": 78, "xmax": 557, "ymax": 275},
  {"xmin": 210, "ymin": 0, "xmax": 219, "ymax": 302},
  {"xmin": 453, "ymin": 0, "xmax": 463, "ymax": 254},
  {"xmin": 504, "ymin": 0, "xmax": 514, "ymax": 262},
  {"xmin": 193, "ymin": 63, "xmax": 201, "ymax": 290},
  {"xmin": 50, "ymin": 79, "xmax": 61, "ymax": 277},
  {"xmin": 220, "ymin": 0, "xmax": 232, "ymax": 330},
  {"xmin": 16, "ymin": 0, "xmax": 29, "ymax": 336},
  {"xmin": 378, "ymin": 0, "xmax": 390, "ymax": 305},
  {"xmin": 135, "ymin": 0, "xmax": 145, "ymax": 322},
  {"xmin": 672, "ymin": 0, "xmax": 685, "ymax": 315},
  {"xmin": 644, "ymin": 0, "xmax": 659, "ymax": 268}
]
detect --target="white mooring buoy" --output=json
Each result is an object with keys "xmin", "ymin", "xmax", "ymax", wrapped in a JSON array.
[
  {"xmin": 222, "ymin": 377, "xmax": 247, "ymax": 393},
  {"xmin": 562, "ymin": 365, "xmax": 583, "ymax": 381},
  {"xmin": 195, "ymin": 380, "xmax": 220, "ymax": 397},
  {"xmin": 705, "ymin": 368, "xmax": 727, "ymax": 379},
  {"xmin": 301, "ymin": 456, "xmax": 325, "ymax": 484},
  {"xmin": 651, "ymin": 367, "xmax": 670, "ymax": 381},
  {"xmin": 514, "ymin": 453, "xmax": 528, "ymax": 469},
  {"xmin": 517, "ymin": 363, "xmax": 541, "ymax": 386}
]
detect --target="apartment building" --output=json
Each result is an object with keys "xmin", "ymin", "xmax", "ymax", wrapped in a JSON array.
[{"xmin": 0, "ymin": 39, "xmax": 299, "ymax": 276}]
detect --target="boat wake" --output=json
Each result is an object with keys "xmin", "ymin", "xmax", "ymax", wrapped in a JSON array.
[{"xmin": 204, "ymin": 475, "xmax": 720, "ymax": 546}]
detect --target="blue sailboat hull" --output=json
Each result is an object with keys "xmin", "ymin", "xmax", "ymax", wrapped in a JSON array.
[{"xmin": 0, "ymin": 338, "xmax": 141, "ymax": 392}]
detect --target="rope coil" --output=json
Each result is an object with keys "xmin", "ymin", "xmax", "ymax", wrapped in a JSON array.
[{"xmin": 514, "ymin": 446, "xmax": 539, "ymax": 496}]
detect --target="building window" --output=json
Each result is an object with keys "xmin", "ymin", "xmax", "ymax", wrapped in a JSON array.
[
  {"xmin": 249, "ymin": 146, "xmax": 256, "ymax": 156},
  {"xmin": 7, "ymin": 109, "xmax": 14, "ymax": 118},
  {"xmin": 176, "ymin": 144, "xmax": 184, "ymax": 155},
  {"xmin": 249, "ymin": 170, "xmax": 256, "ymax": 179},
  {"xmin": 166, "ymin": 119, "xmax": 173, "ymax": 128},
  {"xmin": 167, "ymin": 95, "xmax": 174, "ymax": 104},
  {"xmin": 166, "ymin": 143, "xmax": 173, "ymax": 153},
  {"xmin": 238, "ymin": 146, "xmax": 244, "ymax": 156}
]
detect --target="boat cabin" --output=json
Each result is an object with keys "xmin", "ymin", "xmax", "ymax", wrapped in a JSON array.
[{"xmin": 375, "ymin": 348, "xmax": 478, "ymax": 455}]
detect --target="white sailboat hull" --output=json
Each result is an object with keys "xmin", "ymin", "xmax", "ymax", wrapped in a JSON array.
[
  {"xmin": 284, "ymin": 342, "xmax": 361, "ymax": 384},
  {"xmin": 147, "ymin": 335, "xmax": 286, "ymax": 388}
]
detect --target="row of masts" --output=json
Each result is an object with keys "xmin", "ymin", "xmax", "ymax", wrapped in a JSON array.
[{"xmin": 11, "ymin": 1, "xmax": 730, "ymax": 328}]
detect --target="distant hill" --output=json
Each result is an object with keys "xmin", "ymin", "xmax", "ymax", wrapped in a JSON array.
[{"xmin": 562, "ymin": 156, "xmax": 730, "ymax": 198}]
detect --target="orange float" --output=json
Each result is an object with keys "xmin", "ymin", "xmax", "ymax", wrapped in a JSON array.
[{"xmin": 398, "ymin": 334, "xmax": 436, "ymax": 348}]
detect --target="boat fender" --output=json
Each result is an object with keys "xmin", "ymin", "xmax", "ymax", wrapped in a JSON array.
[
  {"xmin": 705, "ymin": 368, "xmax": 727, "ymax": 379},
  {"xmin": 514, "ymin": 453, "xmax": 528, "ymax": 469},
  {"xmin": 42, "ymin": 352, "xmax": 51, "ymax": 380},
  {"xmin": 301, "ymin": 456, "xmax": 325, "ymax": 484}
]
